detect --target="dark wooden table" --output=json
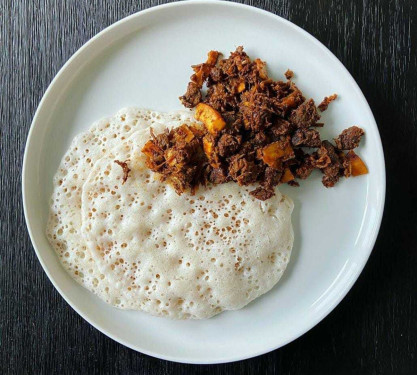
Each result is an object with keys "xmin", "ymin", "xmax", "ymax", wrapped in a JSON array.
[{"xmin": 1, "ymin": 0, "xmax": 416, "ymax": 374}]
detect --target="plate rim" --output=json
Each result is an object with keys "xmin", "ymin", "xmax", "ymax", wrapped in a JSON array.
[{"xmin": 22, "ymin": 0, "xmax": 386, "ymax": 364}]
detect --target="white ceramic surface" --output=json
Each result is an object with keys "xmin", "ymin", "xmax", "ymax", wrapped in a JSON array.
[{"xmin": 22, "ymin": 0, "xmax": 385, "ymax": 364}]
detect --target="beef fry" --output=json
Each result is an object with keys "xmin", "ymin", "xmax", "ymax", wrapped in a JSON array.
[{"xmin": 143, "ymin": 47, "xmax": 367, "ymax": 200}]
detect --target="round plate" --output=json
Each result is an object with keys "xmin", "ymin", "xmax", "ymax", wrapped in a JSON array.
[{"xmin": 22, "ymin": 0, "xmax": 385, "ymax": 364}]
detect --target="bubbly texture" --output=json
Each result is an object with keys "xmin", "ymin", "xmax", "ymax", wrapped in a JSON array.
[
  {"xmin": 46, "ymin": 108, "xmax": 196, "ymax": 303},
  {"xmin": 47, "ymin": 108, "xmax": 294, "ymax": 319}
]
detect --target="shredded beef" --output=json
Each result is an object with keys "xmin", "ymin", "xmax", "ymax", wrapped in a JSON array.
[
  {"xmin": 179, "ymin": 82, "xmax": 202, "ymax": 108},
  {"xmin": 114, "ymin": 160, "xmax": 131, "ymax": 184},
  {"xmin": 317, "ymin": 141, "xmax": 343, "ymax": 187},
  {"xmin": 318, "ymin": 94, "xmax": 338, "ymax": 111},
  {"xmin": 253, "ymin": 131, "xmax": 268, "ymax": 146},
  {"xmin": 291, "ymin": 129, "xmax": 321, "ymax": 147},
  {"xmin": 142, "ymin": 124, "xmax": 206, "ymax": 195},
  {"xmin": 208, "ymin": 167, "xmax": 228, "ymax": 184},
  {"xmin": 279, "ymin": 87, "xmax": 305, "ymax": 115},
  {"xmin": 205, "ymin": 83, "xmax": 237, "ymax": 112},
  {"xmin": 294, "ymin": 154, "xmax": 316, "ymax": 180},
  {"xmin": 208, "ymin": 66, "xmax": 223, "ymax": 84},
  {"xmin": 284, "ymin": 69, "xmax": 294, "ymax": 80},
  {"xmin": 334, "ymin": 126, "xmax": 365, "ymax": 150},
  {"xmin": 250, "ymin": 187, "xmax": 275, "ymax": 201},
  {"xmin": 228, "ymin": 155, "xmax": 260, "ymax": 185},
  {"xmin": 341, "ymin": 154, "xmax": 352, "ymax": 177},
  {"xmin": 289, "ymin": 99, "xmax": 320, "ymax": 128},
  {"xmin": 142, "ymin": 47, "xmax": 367, "ymax": 199},
  {"xmin": 217, "ymin": 133, "xmax": 242, "ymax": 157},
  {"xmin": 288, "ymin": 180, "xmax": 300, "ymax": 187},
  {"xmin": 269, "ymin": 118, "xmax": 293, "ymax": 137},
  {"xmin": 263, "ymin": 167, "xmax": 283, "ymax": 188}
]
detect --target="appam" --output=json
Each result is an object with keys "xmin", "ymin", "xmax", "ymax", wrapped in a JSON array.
[{"xmin": 47, "ymin": 108, "xmax": 294, "ymax": 318}]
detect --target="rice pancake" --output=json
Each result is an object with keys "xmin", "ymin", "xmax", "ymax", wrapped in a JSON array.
[
  {"xmin": 46, "ymin": 108, "xmax": 196, "ymax": 304},
  {"xmin": 80, "ymin": 124, "xmax": 294, "ymax": 319}
]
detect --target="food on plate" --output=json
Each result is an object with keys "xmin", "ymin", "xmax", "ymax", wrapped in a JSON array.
[
  {"xmin": 46, "ymin": 47, "xmax": 368, "ymax": 320},
  {"xmin": 46, "ymin": 108, "xmax": 198, "ymax": 308},
  {"xmin": 334, "ymin": 126, "xmax": 365, "ymax": 150},
  {"xmin": 114, "ymin": 159, "xmax": 131, "ymax": 184},
  {"xmin": 82, "ymin": 126, "xmax": 293, "ymax": 318},
  {"xmin": 318, "ymin": 93, "xmax": 338, "ymax": 111},
  {"xmin": 284, "ymin": 69, "xmax": 294, "ymax": 80},
  {"xmin": 143, "ymin": 47, "xmax": 367, "ymax": 200},
  {"xmin": 46, "ymin": 108, "xmax": 293, "ymax": 319}
]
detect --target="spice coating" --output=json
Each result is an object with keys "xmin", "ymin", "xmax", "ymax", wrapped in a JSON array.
[{"xmin": 143, "ymin": 47, "xmax": 367, "ymax": 199}]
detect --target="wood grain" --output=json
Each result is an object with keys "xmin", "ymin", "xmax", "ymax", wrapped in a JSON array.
[{"xmin": 1, "ymin": 0, "xmax": 416, "ymax": 373}]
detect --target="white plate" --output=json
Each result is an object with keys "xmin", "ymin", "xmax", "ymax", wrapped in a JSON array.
[{"xmin": 22, "ymin": 0, "xmax": 385, "ymax": 364}]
